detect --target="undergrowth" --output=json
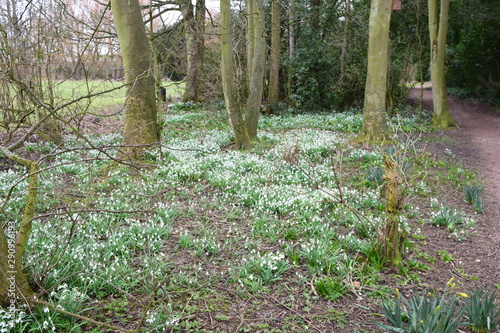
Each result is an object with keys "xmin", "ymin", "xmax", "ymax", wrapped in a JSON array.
[{"xmin": 0, "ymin": 104, "xmax": 487, "ymax": 332}]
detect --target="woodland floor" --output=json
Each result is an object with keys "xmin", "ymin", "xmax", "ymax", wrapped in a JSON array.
[
  {"xmin": 81, "ymin": 90, "xmax": 500, "ymax": 332},
  {"xmin": 3, "ymin": 87, "xmax": 500, "ymax": 332}
]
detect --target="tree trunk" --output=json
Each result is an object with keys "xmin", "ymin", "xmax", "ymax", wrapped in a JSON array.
[
  {"xmin": 111, "ymin": 0, "xmax": 159, "ymax": 160},
  {"xmin": 340, "ymin": 0, "xmax": 350, "ymax": 75},
  {"xmin": 288, "ymin": 0, "xmax": 296, "ymax": 59},
  {"xmin": 182, "ymin": 0, "xmax": 205, "ymax": 102},
  {"xmin": 288, "ymin": 0, "xmax": 296, "ymax": 99},
  {"xmin": 0, "ymin": 226, "xmax": 34, "ymax": 307},
  {"xmin": 246, "ymin": 0, "xmax": 255, "ymax": 91},
  {"xmin": 353, "ymin": 0, "xmax": 392, "ymax": 143},
  {"xmin": 245, "ymin": 0, "xmax": 266, "ymax": 140},
  {"xmin": 0, "ymin": 147, "xmax": 39, "ymax": 306},
  {"xmin": 428, "ymin": 0, "xmax": 454, "ymax": 129},
  {"xmin": 221, "ymin": 0, "xmax": 252, "ymax": 149},
  {"xmin": 268, "ymin": 0, "xmax": 281, "ymax": 103},
  {"xmin": 381, "ymin": 155, "xmax": 406, "ymax": 267}
]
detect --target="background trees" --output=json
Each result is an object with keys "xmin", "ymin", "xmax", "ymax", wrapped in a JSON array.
[{"xmin": 447, "ymin": 0, "xmax": 500, "ymax": 100}]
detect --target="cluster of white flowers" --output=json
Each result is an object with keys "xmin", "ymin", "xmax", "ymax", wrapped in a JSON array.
[
  {"xmin": 0, "ymin": 308, "xmax": 28, "ymax": 333},
  {"xmin": 259, "ymin": 112, "xmax": 362, "ymax": 132}
]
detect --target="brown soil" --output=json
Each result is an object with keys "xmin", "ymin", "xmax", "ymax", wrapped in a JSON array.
[{"xmin": 407, "ymin": 87, "xmax": 500, "ymax": 290}]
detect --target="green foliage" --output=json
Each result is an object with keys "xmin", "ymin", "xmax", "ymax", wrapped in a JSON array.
[
  {"xmin": 464, "ymin": 185, "xmax": 484, "ymax": 213},
  {"xmin": 377, "ymin": 286, "xmax": 500, "ymax": 333},
  {"xmin": 232, "ymin": 251, "xmax": 291, "ymax": 290},
  {"xmin": 315, "ymin": 276, "xmax": 347, "ymax": 302},
  {"xmin": 437, "ymin": 250, "xmax": 455, "ymax": 263},
  {"xmin": 447, "ymin": 0, "xmax": 500, "ymax": 99},
  {"xmin": 464, "ymin": 287, "xmax": 500, "ymax": 332},
  {"xmin": 375, "ymin": 290, "xmax": 465, "ymax": 333},
  {"xmin": 430, "ymin": 206, "xmax": 466, "ymax": 230},
  {"xmin": 366, "ymin": 166, "xmax": 384, "ymax": 188},
  {"xmin": 168, "ymin": 101, "xmax": 197, "ymax": 113},
  {"xmin": 286, "ymin": 1, "xmax": 369, "ymax": 111}
]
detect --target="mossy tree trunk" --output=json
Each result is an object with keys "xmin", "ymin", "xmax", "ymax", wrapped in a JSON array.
[
  {"xmin": 353, "ymin": 0, "xmax": 392, "ymax": 144},
  {"xmin": 340, "ymin": 0, "xmax": 351, "ymax": 75},
  {"xmin": 0, "ymin": 147, "xmax": 38, "ymax": 306},
  {"xmin": 220, "ymin": 0, "xmax": 252, "ymax": 149},
  {"xmin": 287, "ymin": 0, "xmax": 296, "ymax": 98},
  {"xmin": 0, "ymin": 227, "xmax": 34, "ymax": 307},
  {"xmin": 268, "ymin": 0, "xmax": 281, "ymax": 104},
  {"xmin": 246, "ymin": 0, "xmax": 255, "ymax": 90},
  {"xmin": 381, "ymin": 155, "xmax": 406, "ymax": 267},
  {"xmin": 181, "ymin": 0, "xmax": 205, "ymax": 102},
  {"xmin": 245, "ymin": 0, "xmax": 266, "ymax": 140},
  {"xmin": 111, "ymin": 0, "xmax": 159, "ymax": 160},
  {"xmin": 428, "ymin": 0, "xmax": 455, "ymax": 129}
]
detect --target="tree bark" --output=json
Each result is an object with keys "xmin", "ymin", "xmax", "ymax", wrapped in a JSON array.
[
  {"xmin": 0, "ymin": 147, "xmax": 38, "ymax": 306},
  {"xmin": 0, "ymin": 226, "xmax": 35, "ymax": 307},
  {"xmin": 245, "ymin": 0, "xmax": 266, "ymax": 140},
  {"xmin": 428, "ymin": 0, "xmax": 454, "ymax": 129},
  {"xmin": 221, "ymin": 0, "xmax": 252, "ymax": 149},
  {"xmin": 182, "ymin": 0, "xmax": 205, "ymax": 102},
  {"xmin": 340, "ymin": 0, "xmax": 351, "ymax": 75},
  {"xmin": 246, "ymin": 0, "xmax": 255, "ymax": 91},
  {"xmin": 353, "ymin": 0, "xmax": 392, "ymax": 143},
  {"xmin": 111, "ymin": 0, "xmax": 159, "ymax": 160},
  {"xmin": 288, "ymin": 0, "xmax": 296, "ymax": 98},
  {"xmin": 268, "ymin": 0, "xmax": 281, "ymax": 103},
  {"xmin": 381, "ymin": 155, "xmax": 406, "ymax": 267}
]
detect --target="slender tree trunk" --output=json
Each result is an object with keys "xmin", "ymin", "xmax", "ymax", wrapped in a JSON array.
[
  {"xmin": 246, "ymin": 0, "xmax": 255, "ymax": 91},
  {"xmin": 340, "ymin": 0, "xmax": 350, "ymax": 75},
  {"xmin": 428, "ymin": 0, "xmax": 454, "ymax": 129},
  {"xmin": 245, "ymin": 0, "xmax": 266, "ymax": 140},
  {"xmin": 288, "ymin": 0, "xmax": 295, "ymax": 59},
  {"xmin": 221, "ymin": 0, "xmax": 252, "ymax": 149},
  {"xmin": 288, "ymin": 0, "xmax": 296, "ymax": 98},
  {"xmin": 111, "ymin": 0, "xmax": 159, "ymax": 159},
  {"xmin": 195, "ymin": 0, "xmax": 205, "ymax": 96},
  {"xmin": 268, "ymin": 0, "xmax": 281, "ymax": 103},
  {"xmin": 0, "ymin": 148, "xmax": 38, "ymax": 306},
  {"xmin": 353, "ymin": 0, "xmax": 392, "ymax": 143}
]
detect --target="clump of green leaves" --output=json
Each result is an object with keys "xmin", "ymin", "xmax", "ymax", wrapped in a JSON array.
[
  {"xmin": 233, "ymin": 251, "xmax": 291, "ymax": 290},
  {"xmin": 366, "ymin": 166, "xmax": 384, "ymax": 188},
  {"xmin": 430, "ymin": 206, "xmax": 466, "ymax": 230},
  {"xmin": 375, "ymin": 289, "xmax": 464, "ymax": 333},
  {"xmin": 168, "ymin": 101, "xmax": 196, "ymax": 112},
  {"xmin": 315, "ymin": 276, "xmax": 347, "ymax": 302},
  {"xmin": 464, "ymin": 185, "xmax": 484, "ymax": 213},
  {"xmin": 464, "ymin": 287, "xmax": 500, "ymax": 332}
]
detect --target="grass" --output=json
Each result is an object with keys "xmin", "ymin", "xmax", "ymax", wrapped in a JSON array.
[
  {"xmin": 0, "ymin": 87, "xmax": 488, "ymax": 332},
  {"xmin": 52, "ymin": 80, "xmax": 184, "ymax": 110}
]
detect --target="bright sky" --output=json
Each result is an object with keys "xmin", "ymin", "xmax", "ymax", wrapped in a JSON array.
[
  {"xmin": 206, "ymin": 0, "xmax": 219, "ymax": 10},
  {"xmin": 161, "ymin": 0, "xmax": 220, "ymax": 26}
]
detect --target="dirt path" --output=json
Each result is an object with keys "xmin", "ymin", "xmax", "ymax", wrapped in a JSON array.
[{"xmin": 408, "ymin": 88, "xmax": 500, "ymax": 288}]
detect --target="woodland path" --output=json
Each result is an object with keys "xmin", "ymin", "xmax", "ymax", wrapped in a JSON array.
[{"xmin": 408, "ymin": 87, "xmax": 500, "ymax": 288}]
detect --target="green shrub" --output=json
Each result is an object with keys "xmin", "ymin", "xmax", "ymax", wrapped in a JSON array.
[
  {"xmin": 464, "ymin": 287, "xmax": 500, "ymax": 332},
  {"xmin": 464, "ymin": 185, "xmax": 484, "ymax": 213},
  {"xmin": 375, "ymin": 290, "xmax": 464, "ymax": 333}
]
